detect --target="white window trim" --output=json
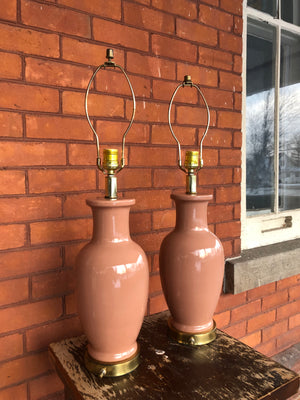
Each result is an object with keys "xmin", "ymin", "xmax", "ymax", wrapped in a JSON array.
[{"xmin": 241, "ymin": 1, "xmax": 300, "ymax": 250}]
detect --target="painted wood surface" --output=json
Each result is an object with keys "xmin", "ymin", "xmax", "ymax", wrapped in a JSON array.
[{"xmin": 49, "ymin": 312, "xmax": 299, "ymax": 400}]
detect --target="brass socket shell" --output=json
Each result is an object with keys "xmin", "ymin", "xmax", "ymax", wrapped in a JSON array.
[
  {"xmin": 184, "ymin": 150, "xmax": 199, "ymax": 169},
  {"xmin": 103, "ymin": 149, "xmax": 119, "ymax": 171}
]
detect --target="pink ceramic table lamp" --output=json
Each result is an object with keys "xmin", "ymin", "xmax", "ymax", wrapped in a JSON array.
[
  {"xmin": 159, "ymin": 75, "xmax": 224, "ymax": 346},
  {"xmin": 76, "ymin": 49, "xmax": 149, "ymax": 377}
]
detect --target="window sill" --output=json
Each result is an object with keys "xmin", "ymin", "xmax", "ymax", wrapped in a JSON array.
[{"xmin": 224, "ymin": 239, "xmax": 300, "ymax": 294}]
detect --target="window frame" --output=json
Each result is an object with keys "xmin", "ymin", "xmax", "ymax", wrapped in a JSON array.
[{"xmin": 241, "ymin": 0, "xmax": 300, "ymax": 250}]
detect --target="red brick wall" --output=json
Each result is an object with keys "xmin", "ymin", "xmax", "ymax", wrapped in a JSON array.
[{"xmin": 0, "ymin": 1, "xmax": 299, "ymax": 399}]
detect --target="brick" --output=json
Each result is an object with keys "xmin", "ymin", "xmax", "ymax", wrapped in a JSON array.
[
  {"xmin": 130, "ymin": 212, "xmax": 151, "ymax": 234},
  {"xmin": 277, "ymin": 326, "xmax": 300, "ymax": 352},
  {"xmin": 68, "ymin": 143, "xmax": 100, "ymax": 166},
  {"xmin": 255, "ymin": 339, "xmax": 277, "ymax": 357},
  {"xmin": 208, "ymin": 204, "xmax": 233, "ymax": 224},
  {"xmin": 0, "ymin": 141, "xmax": 66, "ymax": 167},
  {"xmin": 198, "ymin": 168, "xmax": 233, "ymax": 186},
  {"xmin": 177, "ymin": 62, "xmax": 218, "ymax": 88},
  {"xmin": 240, "ymin": 331, "xmax": 261, "ymax": 348},
  {"xmin": 58, "ymin": 0, "xmax": 121, "ymax": 20},
  {"xmin": 0, "ymin": 351, "xmax": 50, "ymax": 389},
  {"xmin": 30, "ymin": 218, "xmax": 92, "ymax": 245},
  {"xmin": 202, "ymin": 0, "xmax": 218, "ymax": 5},
  {"xmin": 216, "ymin": 221, "xmax": 241, "ymax": 239},
  {"xmin": 96, "ymin": 69, "xmax": 151, "ymax": 98},
  {"xmin": 152, "ymin": 125, "xmax": 196, "ymax": 146},
  {"xmin": 234, "ymin": 16, "xmax": 243, "ymax": 35},
  {"xmin": 198, "ymin": 47, "xmax": 232, "ymax": 71},
  {"xmin": 153, "ymin": 209, "xmax": 176, "ymax": 230},
  {"xmin": 152, "ymin": 0, "xmax": 196, "ymax": 18},
  {"xmin": 277, "ymin": 299, "xmax": 300, "ymax": 321},
  {"xmin": 21, "ymin": 0, "xmax": 91, "ymax": 37},
  {"xmin": 277, "ymin": 274, "xmax": 300, "ymax": 290},
  {"xmin": 218, "ymin": 111, "xmax": 241, "ymax": 130},
  {"xmin": 26, "ymin": 316, "xmax": 82, "ymax": 352},
  {"xmin": 62, "ymin": 37, "xmax": 124, "ymax": 66},
  {"xmin": 234, "ymin": 203, "xmax": 241, "ymax": 219},
  {"xmin": 153, "ymin": 168, "xmax": 184, "ymax": 188},
  {"xmin": 199, "ymin": 4, "xmax": 233, "ymax": 31},
  {"xmin": 118, "ymin": 168, "xmax": 152, "ymax": 190},
  {"xmin": 152, "ymin": 79, "xmax": 198, "ymax": 104},
  {"xmin": 0, "ymin": 247, "xmax": 62, "ymax": 279},
  {"xmin": 205, "ymin": 129, "xmax": 232, "ymax": 148},
  {"xmin": 220, "ymin": 0, "xmax": 243, "ymax": 15},
  {"xmin": 262, "ymin": 290, "xmax": 289, "ymax": 311},
  {"xmin": 220, "ymin": 71, "xmax": 242, "ymax": 92},
  {"xmin": 202, "ymin": 88, "xmax": 233, "ymax": 109},
  {"xmin": 176, "ymin": 18, "xmax": 217, "ymax": 46},
  {"xmin": 234, "ymin": 55, "xmax": 243, "ymax": 73},
  {"xmin": 0, "ymin": 0, "xmax": 17, "ymax": 21},
  {"xmin": 216, "ymin": 292, "xmax": 247, "ymax": 313},
  {"xmin": 0, "ymin": 298, "xmax": 62, "ymax": 334},
  {"xmin": 64, "ymin": 242, "xmax": 86, "ymax": 268},
  {"xmin": 0, "ymin": 52, "xmax": 22, "ymax": 79},
  {"xmin": 32, "ymin": 269, "xmax": 75, "ymax": 300},
  {"xmin": 247, "ymin": 310, "xmax": 276, "ymax": 333},
  {"xmin": 0, "ymin": 23, "xmax": 59, "ymax": 57},
  {"xmin": 0, "ymin": 224, "xmax": 26, "ymax": 251},
  {"xmin": 177, "ymin": 106, "xmax": 216, "ymax": 128},
  {"xmin": 28, "ymin": 169, "xmax": 96, "ymax": 193},
  {"xmin": 62, "ymin": 91, "xmax": 124, "ymax": 117},
  {"xmin": 26, "ymin": 115, "xmax": 93, "ymax": 141},
  {"xmin": 124, "ymin": 189, "xmax": 172, "ymax": 211},
  {"xmin": 127, "ymin": 52, "xmax": 176, "ymax": 79},
  {"xmin": 149, "ymin": 293, "xmax": 168, "ymax": 314},
  {"xmin": 231, "ymin": 300, "xmax": 261, "ymax": 323},
  {"xmin": 149, "ymin": 273, "xmax": 162, "ymax": 295},
  {"xmin": 0, "ymin": 111, "xmax": 22, "ymax": 137},
  {"xmin": 247, "ymin": 282, "xmax": 276, "ymax": 301},
  {"xmin": 234, "ymin": 92, "xmax": 242, "ymax": 110},
  {"xmin": 25, "ymin": 58, "xmax": 92, "ymax": 89},
  {"xmin": 0, "ymin": 82, "xmax": 59, "ymax": 112},
  {"xmin": 152, "ymin": 34, "xmax": 197, "ymax": 63},
  {"xmin": 129, "ymin": 146, "xmax": 177, "ymax": 167},
  {"xmin": 63, "ymin": 193, "xmax": 94, "ymax": 218},
  {"xmin": 214, "ymin": 310, "xmax": 230, "ymax": 329},
  {"xmin": 233, "ymin": 238, "xmax": 241, "ymax": 255},
  {"xmin": 0, "ymin": 334, "xmax": 23, "ymax": 362},
  {"xmin": 216, "ymin": 186, "xmax": 240, "ymax": 203},
  {"xmin": 152, "ymin": 254, "xmax": 159, "ymax": 273},
  {"xmin": 0, "ymin": 278, "xmax": 28, "ymax": 307},
  {"xmin": 134, "ymin": 231, "xmax": 167, "ymax": 253},
  {"xmin": 0, "ymin": 196, "xmax": 62, "ymax": 224},
  {"xmin": 233, "ymin": 130, "xmax": 242, "ymax": 148},
  {"xmin": 220, "ymin": 149, "xmax": 241, "ymax": 166},
  {"xmin": 29, "ymin": 372, "xmax": 64, "ymax": 400},
  {"xmin": 93, "ymin": 18, "xmax": 148, "ymax": 51},
  {"xmin": 124, "ymin": 2, "xmax": 174, "ymax": 34},
  {"xmin": 97, "ymin": 121, "xmax": 150, "ymax": 144},
  {"xmin": 0, "ymin": 384, "xmax": 27, "ymax": 400},
  {"xmin": 128, "ymin": 100, "xmax": 170, "ymax": 123},
  {"xmin": 224, "ymin": 321, "xmax": 247, "ymax": 339},
  {"xmin": 263, "ymin": 320, "xmax": 288, "ymax": 342},
  {"xmin": 65, "ymin": 292, "xmax": 77, "ymax": 315},
  {"xmin": 289, "ymin": 285, "xmax": 300, "ymax": 300},
  {"xmin": 0, "ymin": 171, "xmax": 25, "ymax": 195},
  {"xmin": 220, "ymin": 32, "xmax": 242, "ymax": 54},
  {"xmin": 289, "ymin": 313, "xmax": 300, "ymax": 329}
]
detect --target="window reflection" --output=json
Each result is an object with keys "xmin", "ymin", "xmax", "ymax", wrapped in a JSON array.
[{"xmin": 247, "ymin": 0, "xmax": 277, "ymax": 16}]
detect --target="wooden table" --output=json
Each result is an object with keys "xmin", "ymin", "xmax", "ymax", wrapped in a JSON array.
[{"xmin": 49, "ymin": 312, "xmax": 299, "ymax": 400}]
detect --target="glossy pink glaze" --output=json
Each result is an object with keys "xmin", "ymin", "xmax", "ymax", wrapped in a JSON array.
[
  {"xmin": 159, "ymin": 193, "xmax": 224, "ymax": 333},
  {"xmin": 76, "ymin": 198, "xmax": 149, "ymax": 362}
]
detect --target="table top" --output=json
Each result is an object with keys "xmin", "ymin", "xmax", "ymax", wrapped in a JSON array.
[{"xmin": 49, "ymin": 312, "xmax": 299, "ymax": 400}]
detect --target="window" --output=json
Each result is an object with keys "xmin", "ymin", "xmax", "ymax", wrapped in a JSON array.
[{"xmin": 242, "ymin": 0, "xmax": 300, "ymax": 249}]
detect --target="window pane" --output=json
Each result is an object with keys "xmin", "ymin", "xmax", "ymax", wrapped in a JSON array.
[
  {"xmin": 279, "ymin": 31, "xmax": 300, "ymax": 210},
  {"xmin": 281, "ymin": 0, "xmax": 300, "ymax": 26},
  {"xmin": 246, "ymin": 20, "xmax": 276, "ymax": 214},
  {"xmin": 247, "ymin": 0, "xmax": 277, "ymax": 16}
]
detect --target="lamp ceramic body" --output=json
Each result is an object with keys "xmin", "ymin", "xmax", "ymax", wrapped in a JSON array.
[
  {"xmin": 159, "ymin": 193, "xmax": 224, "ymax": 342},
  {"xmin": 76, "ymin": 198, "xmax": 149, "ymax": 369}
]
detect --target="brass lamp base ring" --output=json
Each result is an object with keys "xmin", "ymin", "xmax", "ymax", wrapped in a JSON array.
[
  {"xmin": 84, "ymin": 346, "xmax": 140, "ymax": 377},
  {"xmin": 168, "ymin": 318, "xmax": 217, "ymax": 346}
]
